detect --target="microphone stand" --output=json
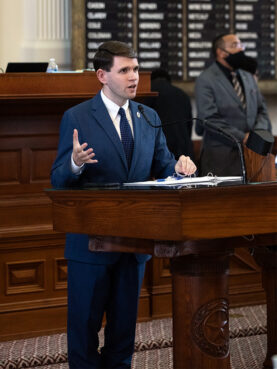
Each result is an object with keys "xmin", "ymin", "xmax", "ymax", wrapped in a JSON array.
[
  {"xmin": 202, "ymin": 121, "xmax": 247, "ymax": 184},
  {"xmin": 137, "ymin": 105, "xmax": 247, "ymax": 184}
]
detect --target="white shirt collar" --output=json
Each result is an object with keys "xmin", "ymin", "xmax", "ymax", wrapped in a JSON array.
[{"xmin": 100, "ymin": 90, "xmax": 129, "ymax": 119}]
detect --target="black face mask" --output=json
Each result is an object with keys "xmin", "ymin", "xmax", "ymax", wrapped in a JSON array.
[{"xmin": 224, "ymin": 50, "xmax": 258, "ymax": 74}]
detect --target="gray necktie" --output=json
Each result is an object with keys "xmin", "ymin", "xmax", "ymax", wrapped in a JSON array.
[{"xmin": 231, "ymin": 71, "xmax": 246, "ymax": 109}]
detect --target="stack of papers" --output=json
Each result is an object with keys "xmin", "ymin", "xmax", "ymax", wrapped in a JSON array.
[{"xmin": 124, "ymin": 176, "xmax": 242, "ymax": 187}]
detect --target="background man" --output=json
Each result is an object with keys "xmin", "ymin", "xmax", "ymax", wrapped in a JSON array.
[
  {"xmin": 195, "ymin": 33, "xmax": 272, "ymax": 176},
  {"xmin": 147, "ymin": 68, "xmax": 194, "ymax": 160},
  {"xmin": 51, "ymin": 41, "xmax": 196, "ymax": 369}
]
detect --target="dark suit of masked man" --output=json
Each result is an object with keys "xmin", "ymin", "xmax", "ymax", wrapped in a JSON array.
[{"xmin": 195, "ymin": 33, "xmax": 271, "ymax": 176}]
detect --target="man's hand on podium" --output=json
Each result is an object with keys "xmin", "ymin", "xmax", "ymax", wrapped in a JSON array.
[{"xmin": 175, "ymin": 155, "xmax": 197, "ymax": 176}]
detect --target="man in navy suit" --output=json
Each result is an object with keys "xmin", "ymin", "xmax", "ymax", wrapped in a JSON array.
[{"xmin": 51, "ymin": 41, "xmax": 196, "ymax": 369}]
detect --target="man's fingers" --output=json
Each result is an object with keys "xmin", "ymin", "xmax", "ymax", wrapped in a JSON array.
[
  {"xmin": 176, "ymin": 155, "xmax": 197, "ymax": 175},
  {"xmin": 180, "ymin": 156, "xmax": 189, "ymax": 173},
  {"xmin": 73, "ymin": 129, "xmax": 79, "ymax": 147},
  {"xmin": 77, "ymin": 142, "xmax": 88, "ymax": 153},
  {"xmin": 86, "ymin": 158, "xmax": 98, "ymax": 164},
  {"xmin": 184, "ymin": 160, "xmax": 196, "ymax": 175},
  {"xmin": 78, "ymin": 149, "xmax": 98, "ymax": 164},
  {"xmin": 73, "ymin": 130, "xmax": 89, "ymax": 153},
  {"xmin": 78, "ymin": 148, "xmax": 93, "ymax": 160}
]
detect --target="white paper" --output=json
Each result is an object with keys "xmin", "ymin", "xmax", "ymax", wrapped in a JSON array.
[{"xmin": 123, "ymin": 176, "xmax": 242, "ymax": 187}]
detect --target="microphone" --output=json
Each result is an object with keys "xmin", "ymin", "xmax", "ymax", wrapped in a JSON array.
[
  {"xmin": 202, "ymin": 120, "xmax": 247, "ymax": 184},
  {"xmin": 138, "ymin": 105, "xmax": 158, "ymax": 127},
  {"xmin": 138, "ymin": 104, "xmax": 194, "ymax": 128},
  {"xmin": 138, "ymin": 105, "xmax": 247, "ymax": 184}
]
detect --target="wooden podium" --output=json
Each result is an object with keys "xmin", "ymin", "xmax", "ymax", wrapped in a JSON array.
[
  {"xmin": 46, "ymin": 182, "xmax": 277, "ymax": 369},
  {"xmin": 244, "ymin": 145, "xmax": 276, "ymax": 183}
]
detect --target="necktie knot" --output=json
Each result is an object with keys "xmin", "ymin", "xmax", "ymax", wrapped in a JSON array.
[
  {"xmin": 118, "ymin": 107, "xmax": 134, "ymax": 168},
  {"xmin": 118, "ymin": 107, "xmax": 125, "ymax": 118}
]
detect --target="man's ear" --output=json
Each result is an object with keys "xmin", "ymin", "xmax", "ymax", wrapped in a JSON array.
[
  {"xmin": 96, "ymin": 69, "xmax": 107, "ymax": 84},
  {"xmin": 217, "ymin": 48, "xmax": 228, "ymax": 59}
]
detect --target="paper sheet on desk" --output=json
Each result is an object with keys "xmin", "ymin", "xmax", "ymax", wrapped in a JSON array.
[{"xmin": 123, "ymin": 176, "xmax": 242, "ymax": 187}]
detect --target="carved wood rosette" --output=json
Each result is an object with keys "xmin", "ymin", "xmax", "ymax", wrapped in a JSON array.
[{"xmin": 191, "ymin": 298, "xmax": 229, "ymax": 358}]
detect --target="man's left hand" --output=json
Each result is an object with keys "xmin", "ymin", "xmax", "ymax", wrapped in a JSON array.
[
  {"xmin": 175, "ymin": 155, "xmax": 197, "ymax": 176},
  {"xmin": 243, "ymin": 132, "xmax": 249, "ymax": 145}
]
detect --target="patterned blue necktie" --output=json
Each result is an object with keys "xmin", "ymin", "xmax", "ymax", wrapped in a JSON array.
[{"xmin": 118, "ymin": 107, "xmax": 134, "ymax": 168}]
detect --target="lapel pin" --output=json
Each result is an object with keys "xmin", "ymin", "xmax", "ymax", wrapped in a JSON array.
[{"xmin": 137, "ymin": 111, "xmax": 140, "ymax": 118}]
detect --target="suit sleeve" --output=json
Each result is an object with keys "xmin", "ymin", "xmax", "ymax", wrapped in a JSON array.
[
  {"xmin": 195, "ymin": 73, "xmax": 245, "ymax": 141},
  {"xmin": 252, "ymin": 79, "xmax": 272, "ymax": 132},
  {"xmin": 51, "ymin": 110, "xmax": 84, "ymax": 188}
]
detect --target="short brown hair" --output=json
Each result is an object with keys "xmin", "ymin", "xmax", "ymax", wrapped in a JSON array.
[{"xmin": 93, "ymin": 41, "xmax": 137, "ymax": 71}]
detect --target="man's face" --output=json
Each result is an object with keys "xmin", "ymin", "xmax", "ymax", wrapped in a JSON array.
[
  {"xmin": 97, "ymin": 56, "xmax": 139, "ymax": 106},
  {"xmin": 216, "ymin": 34, "xmax": 245, "ymax": 69},
  {"xmin": 222, "ymin": 34, "xmax": 245, "ymax": 54}
]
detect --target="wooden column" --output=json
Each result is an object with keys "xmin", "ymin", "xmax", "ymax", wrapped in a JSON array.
[{"xmin": 171, "ymin": 250, "xmax": 232, "ymax": 369}]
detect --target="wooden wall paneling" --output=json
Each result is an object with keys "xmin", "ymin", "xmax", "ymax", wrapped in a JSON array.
[
  {"xmin": 0, "ymin": 233, "xmax": 67, "ymax": 341},
  {"xmin": 5, "ymin": 259, "xmax": 46, "ymax": 295},
  {"xmin": 0, "ymin": 74, "xmax": 75, "ymax": 341},
  {"xmin": 228, "ymin": 248, "xmax": 266, "ymax": 307},
  {"xmin": 54, "ymin": 258, "xmax": 68, "ymax": 290},
  {"xmin": 149, "ymin": 257, "xmax": 172, "ymax": 319},
  {"xmin": 0, "ymin": 72, "xmax": 156, "ymax": 340},
  {"xmin": 137, "ymin": 261, "xmax": 151, "ymax": 321}
]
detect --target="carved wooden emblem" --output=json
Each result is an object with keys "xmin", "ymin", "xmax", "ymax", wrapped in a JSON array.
[{"xmin": 191, "ymin": 298, "xmax": 229, "ymax": 357}]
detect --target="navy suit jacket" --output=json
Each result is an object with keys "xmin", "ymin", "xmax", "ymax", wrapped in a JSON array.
[{"xmin": 51, "ymin": 92, "xmax": 176, "ymax": 264}]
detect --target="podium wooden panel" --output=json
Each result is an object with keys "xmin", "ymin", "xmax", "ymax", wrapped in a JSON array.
[
  {"xmin": 244, "ymin": 145, "xmax": 276, "ymax": 183},
  {"xmin": 46, "ymin": 182, "xmax": 277, "ymax": 369}
]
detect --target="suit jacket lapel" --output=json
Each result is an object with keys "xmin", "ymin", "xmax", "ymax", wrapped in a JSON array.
[
  {"xmin": 212, "ymin": 63, "xmax": 243, "ymax": 107},
  {"xmin": 91, "ymin": 93, "xmax": 128, "ymax": 170}
]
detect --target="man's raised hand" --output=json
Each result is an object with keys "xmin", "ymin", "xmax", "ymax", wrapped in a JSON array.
[{"xmin": 72, "ymin": 129, "xmax": 98, "ymax": 166}]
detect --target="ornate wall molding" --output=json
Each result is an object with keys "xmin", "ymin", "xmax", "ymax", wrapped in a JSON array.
[
  {"xmin": 21, "ymin": 0, "xmax": 71, "ymax": 66},
  {"xmin": 71, "ymin": 0, "xmax": 86, "ymax": 70}
]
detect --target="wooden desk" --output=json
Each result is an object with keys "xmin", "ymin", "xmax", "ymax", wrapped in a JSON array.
[{"xmin": 46, "ymin": 182, "xmax": 277, "ymax": 369}]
